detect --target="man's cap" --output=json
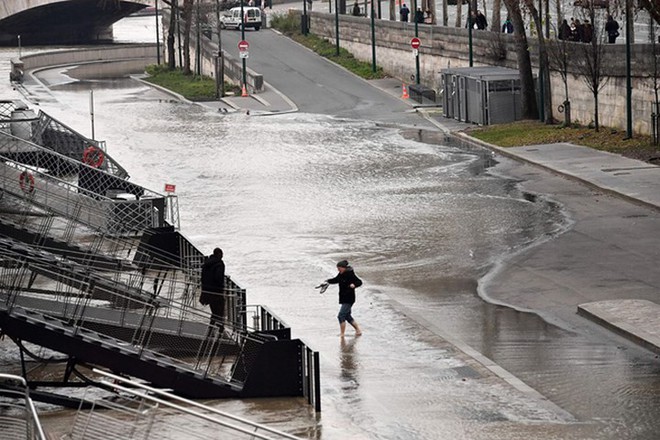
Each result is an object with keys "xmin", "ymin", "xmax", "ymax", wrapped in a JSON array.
[{"xmin": 336, "ymin": 260, "xmax": 349, "ymax": 268}]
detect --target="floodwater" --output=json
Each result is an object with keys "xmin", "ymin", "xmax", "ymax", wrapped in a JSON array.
[{"xmin": 0, "ymin": 15, "xmax": 658, "ymax": 440}]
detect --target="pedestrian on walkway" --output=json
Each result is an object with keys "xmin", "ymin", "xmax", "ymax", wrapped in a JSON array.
[
  {"xmin": 502, "ymin": 15, "xmax": 513, "ymax": 34},
  {"xmin": 582, "ymin": 19, "xmax": 593, "ymax": 43},
  {"xmin": 415, "ymin": 7, "xmax": 425, "ymax": 24},
  {"xmin": 475, "ymin": 10, "xmax": 488, "ymax": 30},
  {"xmin": 352, "ymin": 1, "xmax": 361, "ymax": 16},
  {"xmin": 605, "ymin": 15, "xmax": 620, "ymax": 43},
  {"xmin": 200, "ymin": 247, "xmax": 226, "ymax": 333},
  {"xmin": 326, "ymin": 260, "xmax": 363, "ymax": 338},
  {"xmin": 400, "ymin": 3, "xmax": 410, "ymax": 22},
  {"xmin": 558, "ymin": 19, "xmax": 570, "ymax": 40}
]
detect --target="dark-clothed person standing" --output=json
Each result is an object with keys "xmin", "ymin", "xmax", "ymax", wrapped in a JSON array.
[
  {"xmin": 400, "ymin": 3, "xmax": 410, "ymax": 22},
  {"xmin": 200, "ymin": 248, "xmax": 226, "ymax": 331},
  {"xmin": 558, "ymin": 19, "xmax": 570, "ymax": 40},
  {"xmin": 475, "ymin": 10, "xmax": 488, "ymax": 30},
  {"xmin": 605, "ymin": 15, "xmax": 620, "ymax": 43},
  {"xmin": 327, "ymin": 260, "xmax": 363, "ymax": 337}
]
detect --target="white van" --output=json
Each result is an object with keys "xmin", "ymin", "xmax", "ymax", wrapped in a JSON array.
[{"xmin": 220, "ymin": 7, "xmax": 262, "ymax": 31}]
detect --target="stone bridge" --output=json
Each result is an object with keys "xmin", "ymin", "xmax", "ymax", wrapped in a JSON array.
[{"xmin": 0, "ymin": 0, "xmax": 149, "ymax": 46}]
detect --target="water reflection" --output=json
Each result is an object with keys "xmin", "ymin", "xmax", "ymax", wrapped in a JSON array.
[{"xmin": 339, "ymin": 336, "xmax": 360, "ymax": 390}]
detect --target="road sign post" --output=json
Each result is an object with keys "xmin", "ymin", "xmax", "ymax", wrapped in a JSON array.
[
  {"xmin": 410, "ymin": 37, "xmax": 421, "ymax": 85},
  {"xmin": 238, "ymin": 40, "xmax": 250, "ymax": 59}
]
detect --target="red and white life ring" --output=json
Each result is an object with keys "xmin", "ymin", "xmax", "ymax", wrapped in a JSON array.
[
  {"xmin": 82, "ymin": 146, "xmax": 105, "ymax": 168},
  {"xmin": 19, "ymin": 171, "xmax": 35, "ymax": 194}
]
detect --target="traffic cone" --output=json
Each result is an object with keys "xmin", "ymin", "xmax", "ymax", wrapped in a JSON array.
[
  {"xmin": 401, "ymin": 83, "xmax": 409, "ymax": 99},
  {"xmin": 241, "ymin": 84, "xmax": 248, "ymax": 97}
]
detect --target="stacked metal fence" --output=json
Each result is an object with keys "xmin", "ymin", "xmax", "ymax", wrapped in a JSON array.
[
  {"xmin": 0, "ymin": 375, "xmax": 47, "ymax": 440},
  {"xmin": 0, "ymin": 100, "xmax": 127, "ymax": 178},
  {"xmin": 0, "ymin": 249, "xmax": 267, "ymax": 384},
  {"xmin": 65, "ymin": 370, "xmax": 304, "ymax": 440}
]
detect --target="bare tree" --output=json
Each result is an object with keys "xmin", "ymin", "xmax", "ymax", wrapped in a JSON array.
[
  {"xmin": 503, "ymin": 0, "xmax": 538, "ymax": 118},
  {"xmin": 443, "ymin": 0, "xmax": 449, "ymax": 25},
  {"xmin": 390, "ymin": 0, "xmax": 396, "ymax": 20},
  {"xmin": 523, "ymin": 0, "xmax": 552, "ymax": 123},
  {"xmin": 649, "ymin": 15, "xmax": 660, "ymax": 143},
  {"xmin": 491, "ymin": 0, "xmax": 502, "ymax": 33},
  {"xmin": 167, "ymin": 0, "xmax": 178, "ymax": 69},
  {"xmin": 456, "ymin": 0, "xmax": 464, "ymax": 27},
  {"xmin": 575, "ymin": 4, "xmax": 608, "ymax": 130},
  {"xmin": 182, "ymin": 0, "xmax": 194, "ymax": 75},
  {"xmin": 547, "ymin": 35, "xmax": 572, "ymax": 125}
]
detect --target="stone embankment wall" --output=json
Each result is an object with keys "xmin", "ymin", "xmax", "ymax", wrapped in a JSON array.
[
  {"xmin": 20, "ymin": 45, "xmax": 158, "ymax": 72},
  {"xmin": 310, "ymin": 12, "xmax": 657, "ymax": 135}
]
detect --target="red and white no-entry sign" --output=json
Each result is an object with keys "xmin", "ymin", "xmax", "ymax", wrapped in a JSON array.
[
  {"xmin": 238, "ymin": 40, "xmax": 249, "ymax": 51},
  {"xmin": 410, "ymin": 37, "xmax": 421, "ymax": 49}
]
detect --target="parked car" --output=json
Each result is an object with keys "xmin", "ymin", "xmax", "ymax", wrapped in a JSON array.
[{"xmin": 220, "ymin": 7, "xmax": 262, "ymax": 31}]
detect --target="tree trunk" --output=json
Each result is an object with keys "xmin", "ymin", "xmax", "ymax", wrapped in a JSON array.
[
  {"xmin": 183, "ymin": 0, "xmax": 193, "ymax": 75},
  {"xmin": 443, "ymin": 0, "xmax": 448, "ymax": 25},
  {"xmin": 456, "ymin": 0, "xmax": 462, "ymax": 27},
  {"xmin": 524, "ymin": 0, "xmax": 552, "ymax": 123},
  {"xmin": 491, "ymin": 0, "xmax": 501, "ymax": 33},
  {"xmin": 390, "ymin": 0, "xmax": 396, "ymax": 20},
  {"xmin": 594, "ymin": 91, "xmax": 600, "ymax": 131},
  {"xmin": 167, "ymin": 0, "xmax": 177, "ymax": 69},
  {"xmin": 503, "ymin": 0, "xmax": 538, "ymax": 118}
]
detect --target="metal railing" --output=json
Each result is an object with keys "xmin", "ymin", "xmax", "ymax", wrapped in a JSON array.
[
  {"xmin": 0, "ymin": 100, "xmax": 127, "ymax": 178},
  {"xmin": 0, "ymin": 153, "xmax": 169, "ymax": 235},
  {"xmin": 0, "ymin": 374, "xmax": 47, "ymax": 440},
  {"xmin": 0, "ymin": 126, "xmax": 178, "ymax": 232},
  {"xmin": 63, "ymin": 369, "xmax": 305, "ymax": 440},
  {"xmin": 0, "ymin": 250, "xmax": 267, "ymax": 385}
]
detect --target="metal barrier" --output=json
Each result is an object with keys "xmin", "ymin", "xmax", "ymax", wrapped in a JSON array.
[
  {"xmin": 0, "ymin": 374, "xmax": 47, "ymax": 440},
  {"xmin": 0, "ymin": 100, "xmax": 127, "ymax": 179},
  {"xmin": 0, "ymin": 251, "xmax": 266, "ymax": 385},
  {"xmin": 0, "ymin": 157, "xmax": 162, "ymax": 235},
  {"xmin": 301, "ymin": 344, "xmax": 322, "ymax": 412},
  {"xmin": 67, "ymin": 369, "xmax": 304, "ymax": 440}
]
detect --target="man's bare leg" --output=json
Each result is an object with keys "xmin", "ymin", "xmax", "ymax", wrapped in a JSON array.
[
  {"xmin": 350, "ymin": 321, "xmax": 362, "ymax": 336},
  {"xmin": 339, "ymin": 321, "xmax": 347, "ymax": 337}
]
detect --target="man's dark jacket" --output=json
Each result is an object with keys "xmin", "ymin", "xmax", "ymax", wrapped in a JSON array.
[{"xmin": 200, "ymin": 254, "xmax": 225, "ymax": 305}]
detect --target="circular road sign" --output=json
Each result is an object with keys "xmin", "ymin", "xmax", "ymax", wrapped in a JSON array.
[
  {"xmin": 410, "ymin": 37, "xmax": 421, "ymax": 49},
  {"xmin": 238, "ymin": 40, "xmax": 249, "ymax": 51}
]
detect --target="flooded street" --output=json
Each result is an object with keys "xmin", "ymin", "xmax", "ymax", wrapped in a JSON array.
[{"xmin": 1, "ymin": 15, "xmax": 659, "ymax": 440}]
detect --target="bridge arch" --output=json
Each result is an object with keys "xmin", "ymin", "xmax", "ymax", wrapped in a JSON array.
[{"xmin": 0, "ymin": 0, "xmax": 148, "ymax": 46}]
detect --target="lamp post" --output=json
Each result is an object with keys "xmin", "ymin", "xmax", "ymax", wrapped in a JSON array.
[
  {"xmin": 538, "ymin": 0, "xmax": 544, "ymax": 122},
  {"xmin": 413, "ymin": 0, "xmax": 419, "ymax": 84},
  {"xmin": 302, "ymin": 0, "xmax": 309, "ymax": 35},
  {"xmin": 625, "ymin": 0, "xmax": 633, "ymax": 138},
  {"xmin": 371, "ymin": 0, "xmax": 376, "ymax": 73},
  {"xmin": 155, "ymin": 0, "xmax": 161, "ymax": 64},
  {"xmin": 468, "ymin": 2, "xmax": 473, "ymax": 67},
  {"xmin": 215, "ymin": 0, "xmax": 224, "ymax": 98},
  {"xmin": 240, "ymin": 0, "xmax": 247, "ymax": 88},
  {"xmin": 195, "ymin": 0, "xmax": 201, "ymax": 76},
  {"xmin": 334, "ymin": 0, "xmax": 340, "ymax": 55}
]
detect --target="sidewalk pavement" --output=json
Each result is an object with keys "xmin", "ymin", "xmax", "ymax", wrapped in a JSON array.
[
  {"xmin": 221, "ymin": 76, "xmax": 660, "ymax": 357},
  {"xmin": 200, "ymin": 82, "xmax": 298, "ymax": 115}
]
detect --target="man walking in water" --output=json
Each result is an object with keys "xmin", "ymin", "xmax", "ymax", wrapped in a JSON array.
[{"xmin": 326, "ymin": 260, "xmax": 363, "ymax": 337}]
